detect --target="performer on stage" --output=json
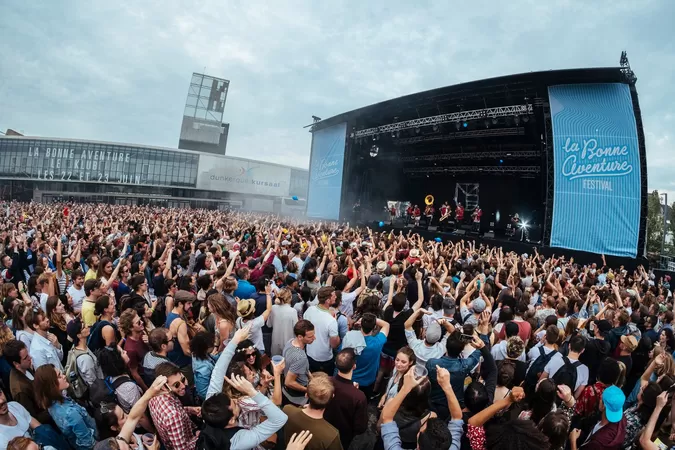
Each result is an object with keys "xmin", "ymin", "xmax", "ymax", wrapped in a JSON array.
[
  {"xmin": 455, "ymin": 202, "xmax": 464, "ymax": 223},
  {"xmin": 413, "ymin": 204, "xmax": 421, "ymax": 227},
  {"xmin": 472, "ymin": 205, "xmax": 482, "ymax": 231},
  {"xmin": 507, "ymin": 213, "xmax": 520, "ymax": 237},
  {"xmin": 424, "ymin": 204, "xmax": 435, "ymax": 226},
  {"xmin": 440, "ymin": 201, "xmax": 449, "ymax": 218},
  {"xmin": 406, "ymin": 204, "xmax": 414, "ymax": 224},
  {"xmin": 389, "ymin": 204, "xmax": 396, "ymax": 224}
]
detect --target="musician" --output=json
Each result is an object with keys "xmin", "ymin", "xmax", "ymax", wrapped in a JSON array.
[
  {"xmin": 413, "ymin": 204, "xmax": 421, "ymax": 227},
  {"xmin": 512, "ymin": 213, "xmax": 520, "ymax": 226},
  {"xmin": 424, "ymin": 204, "xmax": 435, "ymax": 225},
  {"xmin": 472, "ymin": 205, "xmax": 482, "ymax": 231},
  {"xmin": 389, "ymin": 204, "xmax": 397, "ymax": 224},
  {"xmin": 406, "ymin": 204, "xmax": 414, "ymax": 223},
  {"xmin": 455, "ymin": 202, "xmax": 464, "ymax": 223},
  {"xmin": 440, "ymin": 201, "xmax": 450, "ymax": 218}
]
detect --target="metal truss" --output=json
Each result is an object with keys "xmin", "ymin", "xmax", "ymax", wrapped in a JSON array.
[
  {"xmin": 542, "ymin": 103, "xmax": 554, "ymax": 246},
  {"xmin": 391, "ymin": 127, "xmax": 525, "ymax": 145},
  {"xmin": 399, "ymin": 151, "xmax": 539, "ymax": 163},
  {"xmin": 351, "ymin": 104, "xmax": 534, "ymax": 139},
  {"xmin": 403, "ymin": 166, "xmax": 540, "ymax": 175}
]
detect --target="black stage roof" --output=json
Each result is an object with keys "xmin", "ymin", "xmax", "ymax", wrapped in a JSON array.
[{"xmin": 313, "ymin": 67, "xmax": 626, "ymax": 132}]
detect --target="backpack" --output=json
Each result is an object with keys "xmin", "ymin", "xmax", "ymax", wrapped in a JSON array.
[
  {"xmin": 552, "ymin": 356, "xmax": 582, "ymax": 392},
  {"xmin": 524, "ymin": 347, "xmax": 557, "ymax": 391},
  {"xmin": 88, "ymin": 375, "xmax": 132, "ymax": 410},
  {"xmin": 87, "ymin": 320, "xmax": 115, "ymax": 353},
  {"xmin": 64, "ymin": 347, "xmax": 90, "ymax": 399}
]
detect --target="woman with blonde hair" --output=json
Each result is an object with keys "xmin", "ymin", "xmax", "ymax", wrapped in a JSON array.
[{"xmin": 267, "ymin": 287, "xmax": 298, "ymax": 356}]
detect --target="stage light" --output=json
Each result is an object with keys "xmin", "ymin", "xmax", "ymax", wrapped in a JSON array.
[
  {"xmin": 396, "ymin": 130, "xmax": 400, "ymax": 138},
  {"xmin": 391, "ymin": 132, "xmax": 396, "ymax": 138},
  {"xmin": 463, "ymin": 122, "xmax": 468, "ymax": 128},
  {"xmin": 520, "ymin": 221, "xmax": 529, "ymax": 228},
  {"xmin": 484, "ymin": 119, "xmax": 490, "ymax": 128},
  {"xmin": 492, "ymin": 117, "xmax": 498, "ymax": 125},
  {"xmin": 372, "ymin": 135, "xmax": 377, "ymax": 141},
  {"xmin": 433, "ymin": 124, "xmax": 439, "ymax": 131},
  {"xmin": 370, "ymin": 145, "xmax": 379, "ymax": 157},
  {"xmin": 523, "ymin": 116, "xmax": 530, "ymax": 123},
  {"xmin": 514, "ymin": 116, "xmax": 521, "ymax": 126},
  {"xmin": 455, "ymin": 122, "xmax": 461, "ymax": 130},
  {"xmin": 499, "ymin": 159, "xmax": 504, "ymax": 164},
  {"xmin": 415, "ymin": 127, "xmax": 421, "ymax": 134}
]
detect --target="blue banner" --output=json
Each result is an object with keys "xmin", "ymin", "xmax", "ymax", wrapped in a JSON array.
[
  {"xmin": 549, "ymin": 83, "xmax": 641, "ymax": 257},
  {"xmin": 306, "ymin": 122, "xmax": 347, "ymax": 220}
]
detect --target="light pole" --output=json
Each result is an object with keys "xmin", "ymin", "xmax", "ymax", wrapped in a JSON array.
[{"xmin": 661, "ymin": 192, "xmax": 668, "ymax": 257}]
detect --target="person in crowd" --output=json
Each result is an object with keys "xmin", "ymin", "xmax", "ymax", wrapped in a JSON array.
[
  {"xmin": 207, "ymin": 292, "xmax": 236, "ymax": 351},
  {"xmin": 404, "ymin": 308, "xmax": 452, "ymax": 369},
  {"xmin": 81, "ymin": 279, "xmax": 103, "ymax": 327},
  {"xmin": 65, "ymin": 317, "xmax": 104, "ymax": 388},
  {"xmin": 34, "ymin": 364, "xmax": 98, "ymax": 449},
  {"xmin": 282, "ymin": 319, "xmax": 315, "ymax": 405},
  {"xmin": 165, "ymin": 290, "xmax": 197, "ymax": 382},
  {"xmin": 324, "ymin": 348, "xmax": 368, "ymax": 449},
  {"xmin": 87, "ymin": 295, "xmax": 119, "ymax": 352},
  {"xmin": 235, "ymin": 283, "xmax": 272, "ymax": 354},
  {"xmin": 541, "ymin": 334, "xmax": 589, "ymax": 398},
  {"xmin": 97, "ymin": 345, "xmax": 144, "ymax": 416},
  {"xmin": 283, "ymin": 372, "xmax": 341, "ymax": 450},
  {"xmin": 4, "ymin": 340, "xmax": 51, "ymax": 424},
  {"xmin": 46, "ymin": 295, "xmax": 72, "ymax": 363},
  {"xmin": 378, "ymin": 346, "xmax": 416, "ymax": 408},
  {"xmin": 0, "ymin": 389, "xmax": 44, "ymax": 450},
  {"xmin": 568, "ymin": 385, "xmax": 627, "ymax": 450},
  {"xmin": 29, "ymin": 308, "xmax": 63, "ymax": 371},
  {"xmin": 303, "ymin": 286, "xmax": 340, "ymax": 374},
  {"xmin": 67, "ymin": 270, "xmax": 86, "ymax": 314},
  {"xmin": 142, "ymin": 327, "xmax": 173, "ymax": 385},
  {"xmin": 119, "ymin": 308, "xmax": 149, "ymax": 391},
  {"xmin": 349, "ymin": 313, "xmax": 390, "ymax": 398},
  {"xmin": 11, "ymin": 303, "xmax": 35, "ymax": 349},
  {"xmin": 579, "ymin": 319, "xmax": 612, "ymax": 384},
  {"xmin": 267, "ymin": 287, "xmax": 299, "ymax": 356},
  {"xmin": 381, "ymin": 365, "xmax": 462, "ymax": 450}
]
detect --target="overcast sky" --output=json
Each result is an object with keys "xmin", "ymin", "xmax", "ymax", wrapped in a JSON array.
[{"xmin": 0, "ymin": 1, "xmax": 673, "ymax": 197}]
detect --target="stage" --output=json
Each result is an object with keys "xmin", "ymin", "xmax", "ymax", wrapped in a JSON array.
[{"xmin": 370, "ymin": 222, "xmax": 649, "ymax": 271}]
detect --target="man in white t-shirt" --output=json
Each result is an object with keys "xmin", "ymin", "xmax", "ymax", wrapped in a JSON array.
[
  {"xmin": 303, "ymin": 286, "xmax": 340, "ymax": 374},
  {"xmin": 541, "ymin": 334, "xmax": 589, "ymax": 398},
  {"xmin": 0, "ymin": 391, "xmax": 41, "ymax": 449},
  {"xmin": 67, "ymin": 270, "xmax": 86, "ymax": 313},
  {"xmin": 404, "ymin": 308, "xmax": 452, "ymax": 369},
  {"xmin": 526, "ymin": 325, "xmax": 559, "ymax": 372}
]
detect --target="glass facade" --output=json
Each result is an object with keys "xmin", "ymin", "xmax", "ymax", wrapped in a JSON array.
[{"xmin": 0, "ymin": 137, "xmax": 199, "ymax": 188}]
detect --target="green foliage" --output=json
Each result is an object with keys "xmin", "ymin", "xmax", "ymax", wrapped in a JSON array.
[{"xmin": 647, "ymin": 190, "xmax": 664, "ymax": 255}]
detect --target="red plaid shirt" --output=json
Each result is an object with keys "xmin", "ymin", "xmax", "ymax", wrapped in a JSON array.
[
  {"xmin": 575, "ymin": 382, "xmax": 607, "ymax": 417},
  {"xmin": 149, "ymin": 393, "xmax": 198, "ymax": 450}
]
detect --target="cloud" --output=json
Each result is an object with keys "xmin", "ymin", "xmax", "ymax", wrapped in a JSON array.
[{"xmin": 0, "ymin": 0, "xmax": 673, "ymax": 185}]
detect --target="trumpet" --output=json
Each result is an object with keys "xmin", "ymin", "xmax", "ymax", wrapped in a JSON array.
[{"xmin": 425, "ymin": 195, "xmax": 434, "ymax": 205}]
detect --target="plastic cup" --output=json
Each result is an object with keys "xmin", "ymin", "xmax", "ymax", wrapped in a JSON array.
[
  {"xmin": 414, "ymin": 365, "xmax": 428, "ymax": 378},
  {"xmin": 271, "ymin": 355, "xmax": 284, "ymax": 366},
  {"xmin": 142, "ymin": 433, "xmax": 155, "ymax": 448}
]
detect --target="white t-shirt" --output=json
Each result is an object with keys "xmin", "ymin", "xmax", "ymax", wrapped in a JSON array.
[
  {"xmin": 236, "ymin": 315, "xmax": 266, "ymax": 353},
  {"xmin": 0, "ymin": 402, "xmax": 31, "ymax": 449},
  {"xmin": 543, "ymin": 353, "xmax": 589, "ymax": 391},
  {"xmin": 67, "ymin": 285, "xmax": 86, "ymax": 313},
  {"xmin": 303, "ymin": 305, "xmax": 338, "ymax": 362},
  {"xmin": 526, "ymin": 343, "xmax": 556, "ymax": 372},
  {"xmin": 39, "ymin": 292, "xmax": 49, "ymax": 313}
]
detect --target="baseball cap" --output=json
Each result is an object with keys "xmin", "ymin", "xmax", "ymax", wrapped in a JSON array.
[
  {"xmin": 442, "ymin": 298, "xmax": 456, "ymax": 316},
  {"xmin": 66, "ymin": 317, "xmax": 85, "ymax": 342},
  {"xmin": 237, "ymin": 299, "xmax": 256, "ymax": 318},
  {"xmin": 425, "ymin": 321, "xmax": 442, "ymax": 344},
  {"xmin": 472, "ymin": 298, "xmax": 486, "ymax": 314},
  {"xmin": 602, "ymin": 385, "xmax": 625, "ymax": 423},
  {"xmin": 620, "ymin": 335, "xmax": 638, "ymax": 353}
]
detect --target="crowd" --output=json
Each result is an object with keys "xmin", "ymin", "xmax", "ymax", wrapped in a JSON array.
[{"xmin": 0, "ymin": 201, "xmax": 674, "ymax": 450}]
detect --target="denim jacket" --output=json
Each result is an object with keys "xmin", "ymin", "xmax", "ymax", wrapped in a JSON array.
[
  {"xmin": 426, "ymin": 347, "xmax": 485, "ymax": 417},
  {"xmin": 192, "ymin": 353, "xmax": 220, "ymax": 400},
  {"xmin": 48, "ymin": 396, "xmax": 98, "ymax": 450}
]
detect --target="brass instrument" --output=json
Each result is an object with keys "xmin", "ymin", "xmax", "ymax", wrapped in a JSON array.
[
  {"xmin": 439, "ymin": 211, "xmax": 452, "ymax": 222},
  {"xmin": 424, "ymin": 195, "xmax": 434, "ymax": 205}
]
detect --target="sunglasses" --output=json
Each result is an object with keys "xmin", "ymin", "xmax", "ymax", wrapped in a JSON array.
[{"xmin": 169, "ymin": 375, "xmax": 187, "ymax": 390}]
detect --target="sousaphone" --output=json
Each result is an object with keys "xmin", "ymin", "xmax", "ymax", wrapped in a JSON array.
[{"xmin": 424, "ymin": 195, "xmax": 434, "ymax": 205}]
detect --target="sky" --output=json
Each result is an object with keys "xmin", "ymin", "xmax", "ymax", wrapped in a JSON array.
[{"xmin": 0, "ymin": 1, "xmax": 673, "ymax": 197}]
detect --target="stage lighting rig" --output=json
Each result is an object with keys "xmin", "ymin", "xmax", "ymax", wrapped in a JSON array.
[{"xmin": 370, "ymin": 145, "xmax": 379, "ymax": 157}]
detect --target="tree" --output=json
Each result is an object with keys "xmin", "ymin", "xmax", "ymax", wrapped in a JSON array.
[
  {"xmin": 666, "ymin": 201, "xmax": 675, "ymax": 255},
  {"xmin": 646, "ymin": 190, "xmax": 664, "ymax": 255}
]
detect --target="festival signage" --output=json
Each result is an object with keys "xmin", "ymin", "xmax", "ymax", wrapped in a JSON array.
[
  {"xmin": 196, "ymin": 154, "xmax": 291, "ymax": 197},
  {"xmin": 549, "ymin": 83, "xmax": 641, "ymax": 257},
  {"xmin": 306, "ymin": 122, "xmax": 347, "ymax": 220}
]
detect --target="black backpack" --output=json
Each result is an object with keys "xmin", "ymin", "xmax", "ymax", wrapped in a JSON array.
[
  {"xmin": 524, "ymin": 347, "xmax": 557, "ymax": 391},
  {"xmin": 552, "ymin": 356, "xmax": 582, "ymax": 392},
  {"xmin": 89, "ymin": 375, "xmax": 132, "ymax": 410}
]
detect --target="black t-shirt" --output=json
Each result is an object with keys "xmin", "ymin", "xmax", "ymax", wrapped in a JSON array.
[
  {"xmin": 152, "ymin": 274, "xmax": 167, "ymax": 297},
  {"xmin": 383, "ymin": 307, "xmax": 414, "ymax": 357}
]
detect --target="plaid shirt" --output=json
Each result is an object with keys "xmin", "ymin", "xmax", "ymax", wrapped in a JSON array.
[{"xmin": 149, "ymin": 393, "xmax": 198, "ymax": 450}]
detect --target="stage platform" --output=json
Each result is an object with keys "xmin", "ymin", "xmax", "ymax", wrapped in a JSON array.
[{"xmin": 369, "ymin": 222, "xmax": 649, "ymax": 271}]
